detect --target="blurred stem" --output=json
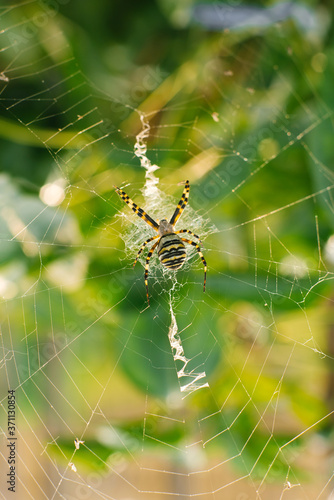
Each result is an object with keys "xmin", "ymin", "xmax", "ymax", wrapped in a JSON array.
[
  {"xmin": 327, "ymin": 295, "xmax": 334, "ymax": 422},
  {"xmin": 0, "ymin": 117, "xmax": 93, "ymax": 149}
]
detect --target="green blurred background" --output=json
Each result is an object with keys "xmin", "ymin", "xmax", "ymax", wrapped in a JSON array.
[{"xmin": 0, "ymin": 0, "xmax": 334, "ymax": 498}]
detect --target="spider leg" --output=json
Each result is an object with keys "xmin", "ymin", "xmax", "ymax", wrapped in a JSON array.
[
  {"xmin": 144, "ymin": 240, "xmax": 160, "ymax": 305},
  {"xmin": 133, "ymin": 235, "xmax": 160, "ymax": 267},
  {"xmin": 169, "ymin": 180, "xmax": 190, "ymax": 226},
  {"xmin": 180, "ymin": 238, "xmax": 207, "ymax": 292},
  {"xmin": 175, "ymin": 229, "xmax": 202, "ymax": 244},
  {"xmin": 115, "ymin": 186, "xmax": 159, "ymax": 231}
]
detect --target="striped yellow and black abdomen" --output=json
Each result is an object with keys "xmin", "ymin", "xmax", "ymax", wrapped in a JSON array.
[{"xmin": 157, "ymin": 233, "xmax": 186, "ymax": 270}]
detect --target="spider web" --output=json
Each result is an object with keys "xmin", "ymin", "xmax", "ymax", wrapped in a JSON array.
[{"xmin": 0, "ymin": 1, "xmax": 334, "ymax": 499}]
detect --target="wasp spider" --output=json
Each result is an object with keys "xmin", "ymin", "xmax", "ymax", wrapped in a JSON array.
[{"xmin": 115, "ymin": 180, "xmax": 207, "ymax": 305}]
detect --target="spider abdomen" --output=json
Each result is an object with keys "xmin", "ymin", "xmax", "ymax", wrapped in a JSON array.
[
  {"xmin": 116, "ymin": 181, "xmax": 206, "ymax": 304},
  {"xmin": 157, "ymin": 233, "xmax": 187, "ymax": 270}
]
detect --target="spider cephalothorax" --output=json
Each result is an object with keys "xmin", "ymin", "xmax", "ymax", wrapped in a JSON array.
[{"xmin": 115, "ymin": 180, "xmax": 206, "ymax": 305}]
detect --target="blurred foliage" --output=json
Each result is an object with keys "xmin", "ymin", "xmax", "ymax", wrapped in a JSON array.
[{"xmin": 0, "ymin": 0, "xmax": 334, "ymax": 487}]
